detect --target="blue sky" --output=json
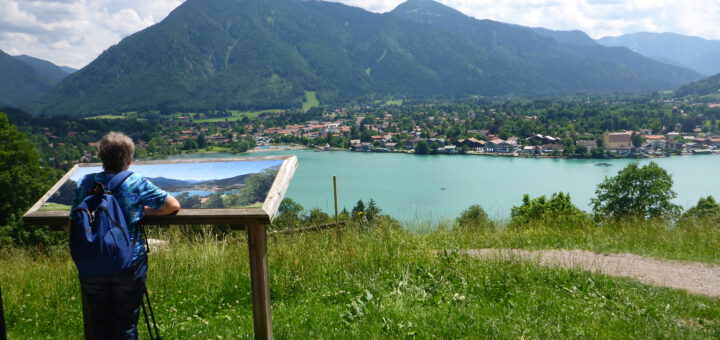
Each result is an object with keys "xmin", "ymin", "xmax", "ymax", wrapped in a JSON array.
[
  {"xmin": 70, "ymin": 160, "xmax": 283, "ymax": 182},
  {"xmin": 1, "ymin": 0, "xmax": 718, "ymax": 69}
]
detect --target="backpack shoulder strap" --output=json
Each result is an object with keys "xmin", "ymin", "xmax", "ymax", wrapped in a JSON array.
[
  {"xmin": 107, "ymin": 171, "xmax": 134, "ymax": 193},
  {"xmin": 79, "ymin": 174, "xmax": 97, "ymax": 194}
]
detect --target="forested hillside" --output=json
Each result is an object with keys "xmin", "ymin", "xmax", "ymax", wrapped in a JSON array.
[
  {"xmin": 676, "ymin": 73, "xmax": 720, "ymax": 97},
  {"xmin": 32, "ymin": 0, "xmax": 701, "ymax": 116},
  {"xmin": 390, "ymin": 0, "xmax": 700, "ymax": 93},
  {"xmin": 13, "ymin": 55, "xmax": 72, "ymax": 83},
  {"xmin": 0, "ymin": 50, "xmax": 55, "ymax": 106},
  {"xmin": 598, "ymin": 32, "xmax": 720, "ymax": 76}
]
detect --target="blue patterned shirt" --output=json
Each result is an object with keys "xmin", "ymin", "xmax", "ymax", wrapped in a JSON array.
[{"xmin": 72, "ymin": 172, "xmax": 168, "ymax": 261}]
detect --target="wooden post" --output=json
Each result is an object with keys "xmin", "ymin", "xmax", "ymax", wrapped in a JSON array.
[
  {"xmin": 247, "ymin": 224, "xmax": 273, "ymax": 340},
  {"xmin": 333, "ymin": 176, "xmax": 339, "ymax": 235},
  {"xmin": 0, "ymin": 285, "xmax": 6, "ymax": 340}
]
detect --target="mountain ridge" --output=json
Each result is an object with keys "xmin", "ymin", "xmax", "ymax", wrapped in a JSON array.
[
  {"xmin": 29, "ymin": 0, "xmax": 703, "ymax": 116},
  {"xmin": 0, "ymin": 49, "xmax": 55, "ymax": 107},
  {"xmin": 676, "ymin": 73, "xmax": 720, "ymax": 97},
  {"xmin": 597, "ymin": 32, "xmax": 720, "ymax": 76},
  {"xmin": 13, "ymin": 55, "xmax": 72, "ymax": 83}
]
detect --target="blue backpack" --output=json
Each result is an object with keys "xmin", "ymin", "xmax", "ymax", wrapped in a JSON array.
[{"xmin": 70, "ymin": 171, "xmax": 136, "ymax": 277}]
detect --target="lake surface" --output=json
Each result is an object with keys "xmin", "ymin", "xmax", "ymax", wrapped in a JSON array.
[{"xmin": 166, "ymin": 150, "xmax": 720, "ymax": 222}]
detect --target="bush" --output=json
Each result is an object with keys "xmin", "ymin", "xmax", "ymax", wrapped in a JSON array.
[
  {"xmin": 511, "ymin": 192, "xmax": 591, "ymax": 227},
  {"xmin": 271, "ymin": 198, "xmax": 304, "ymax": 229},
  {"xmin": 679, "ymin": 196, "xmax": 720, "ymax": 225},
  {"xmin": 455, "ymin": 204, "xmax": 492, "ymax": 231}
]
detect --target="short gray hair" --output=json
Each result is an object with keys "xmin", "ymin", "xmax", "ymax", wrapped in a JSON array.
[{"xmin": 98, "ymin": 132, "xmax": 134, "ymax": 172}]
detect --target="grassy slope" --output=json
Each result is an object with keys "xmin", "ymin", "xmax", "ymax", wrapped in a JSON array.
[
  {"xmin": 427, "ymin": 218, "xmax": 720, "ymax": 264},
  {"xmin": 1, "ymin": 222, "xmax": 719, "ymax": 339},
  {"xmin": 303, "ymin": 91, "xmax": 320, "ymax": 111},
  {"xmin": 192, "ymin": 110, "xmax": 280, "ymax": 123}
]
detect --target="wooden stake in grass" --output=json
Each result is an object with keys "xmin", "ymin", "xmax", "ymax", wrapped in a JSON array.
[
  {"xmin": 333, "ymin": 175, "xmax": 340, "ymax": 240},
  {"xmin": 0, "ymin": 285, "xmax": 6, "ymax": 340}
]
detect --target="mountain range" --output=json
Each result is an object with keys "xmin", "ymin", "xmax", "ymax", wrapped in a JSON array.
[
  {"xmin": 0, "ymin": 50, "xmax": 55, "ymax": 107},
  {"xmin": 676, "ymin": 73, "xmax": 720, "ymax": 97},
  {"xmin": 4, "ymin": 0, "xmax": 711, "ymax": 115},
  {"xmin": 13, "ymin": 55, "xmax": 75, "ymax": 83},
  {"xmin": 390, "ymin": 0, "xmax": 699, "ymax": 93},
  {"xmin": 598, "ymin": 32, "xmax": 720, "ymax": 76},
  {"xmin": 0, "ymin": 51, "xmax": 74, "ymax": 107}
]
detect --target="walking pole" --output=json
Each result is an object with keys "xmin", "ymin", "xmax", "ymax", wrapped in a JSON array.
[
  {"xmin": 1, "ymin": 285, "xmax": 7, "ymax": 340},
  {"xmin": 333, "ymin": 175, "xmax": 340, "ymax": 240},
  {"xmin": 141, "ymin": 289, "xmax": 162, "ymax": 340}
]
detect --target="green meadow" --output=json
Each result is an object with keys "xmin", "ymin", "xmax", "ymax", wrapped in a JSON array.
[
  {"xmin": 1, "ymin": 218, "xmax": 719, "ymax": 339},
  {"xmin": 192, "ymin": 110, "xmax": 281, "ymax": 123},
  {"xmin": 303, "ymin": 91, "xmax": 320, "ymax": 111}
]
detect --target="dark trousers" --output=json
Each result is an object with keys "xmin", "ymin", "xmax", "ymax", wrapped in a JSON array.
[{"xmin": 80, "ymin": 257, "xmax": 148, "ymax": 340}]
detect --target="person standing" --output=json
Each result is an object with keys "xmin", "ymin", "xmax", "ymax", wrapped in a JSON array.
[{"xmin": 72, "ymin": 132, "xmax": 180, "ymax": 339}]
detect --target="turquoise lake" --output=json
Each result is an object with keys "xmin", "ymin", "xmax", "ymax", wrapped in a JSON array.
[{"xmin": 167, "ymin": 150, "xmax": 720, "ymax": 222}]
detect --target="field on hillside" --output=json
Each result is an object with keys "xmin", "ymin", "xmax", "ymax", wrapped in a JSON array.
[
  {"xmin": 1, "ymin": 221, "xmax": 719, "ymax": 339},
  {"xmin": 192, "ymin": 110, "xmax": 281, "ymax": 123},
  {"xmin": 303, "ymin": 91, "xmax": 320, "ymax": 111}
]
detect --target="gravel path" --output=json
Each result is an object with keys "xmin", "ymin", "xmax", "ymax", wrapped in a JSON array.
[{"xmin": 465, "ymin": 249, "xmax": 720, "ymax": 297}]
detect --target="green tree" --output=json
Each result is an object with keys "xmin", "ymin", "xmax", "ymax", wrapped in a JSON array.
[
  {"xmin": 182, "ymin": 138, "xmax": 198, "ymax": 150},
  {"xmin": 631, "ymin": 132, "xmax": 643, "ymax": 148},
  {"xmin": 197, "ymin": 134, "xmax": 207, "ymax": 148},
  {"xmin": 455, "ymin": 204, "xmax": 492, "ymax": 231},
  {"xmin": 680, "ymin": 196, "xmax": 720, "ymax": 223},
  {"xmin": 591, "ymin": 162, "xmax": 681, "ymax": 219},
  {"xmin": 574, "ymin": 144, "xmax": 588, "ymax": 158},
  {"xmin": 366, "ymin": 199, "xmax": 382, "ymax": 222},
  {"xmin": 0, "ymin": 113, "xmax": 57, "ymax": 245},
  {"xmin": 271, "ymin": 198, "xmax": 304, "ymax": 229},
  {"xmin": 414, "ymin": 141, "xmax": 430, "ymax": 155},
  {"xmin": 306, "ymin": 208, "xmax": 330, "ymax": 225},
  {"xmin": 351, "ymin": 200, "xmax": 365, "ymax": 221},
  {"xmin": 511, "ymin": 192, "xmax": 590, "ymax": 227}
]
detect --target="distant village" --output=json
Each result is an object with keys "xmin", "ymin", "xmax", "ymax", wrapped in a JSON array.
[
  {"xmin": 252, "ymin": 111, "xmax": 720, "ymax": 158},
  {"xmin": 28, "ymin": 98, "xmax": 720, "ymax": 170}
]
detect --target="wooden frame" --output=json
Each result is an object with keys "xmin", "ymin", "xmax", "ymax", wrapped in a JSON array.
[
  {"xmin": 23, "ymin": 155, "xmax": 298, "ymax": 340},
  {"xmin": 24, "ymin": 155, "xmax": 297, "ymax": 226}
]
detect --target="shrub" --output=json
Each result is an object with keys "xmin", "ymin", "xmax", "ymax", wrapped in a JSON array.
[
  {"xmin": 455, "ymin": 204, "xmax": 492, "ymax": 231},
  {"xmin": 271, "ymin": 198, "xmax": 304, "ymax": 229},
  {"xmin": 679, "ymin": 196, "xmax": 720, "ymax": 225},
  {"xmin": 511, "ymin": 192, "xmax": 591, "ymax": 227}
]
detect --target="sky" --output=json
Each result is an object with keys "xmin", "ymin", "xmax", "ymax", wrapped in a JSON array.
[{"xmin": 1, "ymin": 0, "xmax": 719, "ymax": 69}]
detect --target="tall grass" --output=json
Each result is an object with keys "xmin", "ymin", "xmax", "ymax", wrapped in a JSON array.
[
  {"xmin": 1, "ymin": 222, "xmax": 719, "ymax": 338},
  {"xmin": 430, "ymin": 217, "xmax": 720, "ymax": 263}
]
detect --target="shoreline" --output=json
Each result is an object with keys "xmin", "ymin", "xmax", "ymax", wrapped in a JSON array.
[
  {"xmin": 173, "ymin": 144, "xmax": 719, "ymax": 161},
  {"xmin": 276, "ymin": 145, "xmax": 720, "ymax": 160}
]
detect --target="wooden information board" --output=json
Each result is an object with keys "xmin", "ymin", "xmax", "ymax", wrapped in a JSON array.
[{"xmin": 23, "ymin": 155, "xmax": 298, "ymax": 339}]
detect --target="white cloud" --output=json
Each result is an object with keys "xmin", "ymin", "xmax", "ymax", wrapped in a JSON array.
[
  {"xmin": 0, "ymin": 0, "xmax": 718, "ymax": 70},
  {"xmin": 332, "ymin": 0, "xmax": 720, "ymax": 40},
  {"xmin": 0, "ymin": 0, "xmax": 181, "ymax": 68}
]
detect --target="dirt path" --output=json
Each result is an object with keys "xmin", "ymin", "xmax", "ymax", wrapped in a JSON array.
[{"xmin": 465, "ymin": 249, "xmax": 720, "ymax": 297}]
